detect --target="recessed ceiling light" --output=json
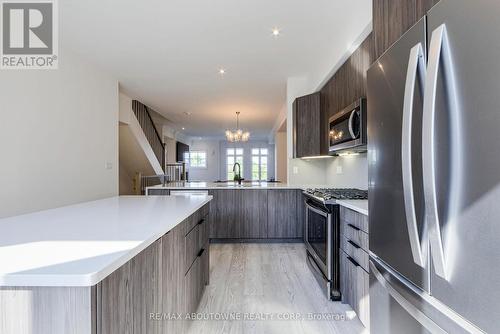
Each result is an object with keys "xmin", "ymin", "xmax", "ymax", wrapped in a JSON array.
[
  {"xmin": 272, "ymin": 27, "xmax": 280, "ymax": 37},
  {"xmin": 182, "ymin": 127, "xmax": 185, "ymax": 130},
  {"xmin": 219, "ymin": 68, "xmax": 226, "ymax": 75},
  {"xmin": 183, "ymin": 111, "xmax": 192, "ymax": 116}
]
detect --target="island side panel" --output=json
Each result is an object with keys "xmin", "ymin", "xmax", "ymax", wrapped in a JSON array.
[
  {"xmin": 98, "ymin": 239, "xmax": 162, "ymax": 334},
  {"xmin": 0, "ymin": 286, "xmax": 95, "ymax": 334}
]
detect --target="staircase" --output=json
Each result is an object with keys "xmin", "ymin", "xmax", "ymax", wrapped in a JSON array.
[{"xmin": 131, "ymin": 100, "xmax": 165, "ymax": 172}]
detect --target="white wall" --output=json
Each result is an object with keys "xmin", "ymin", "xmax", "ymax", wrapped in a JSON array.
[
  {"xmin": 325, "ymin": 154, "xmax": 368, "ymax": 189},
  {"xmin": 274, "ymin": 131, "xmax": 287, "ymax": 183},
  {"xmin": 0, "ymin": 48, "xmax": 119, "ymax": 218},
  {"xmin": 287, "ymin": 158, "xmax": 328, "ymax": 185},
  {"xmin": 188, "ymin": 140, "xmax": 220, "ymax": 182}
]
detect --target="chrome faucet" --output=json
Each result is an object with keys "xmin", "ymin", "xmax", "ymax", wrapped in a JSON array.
[{"xmin": 232, "ymin": 162, "xmax": 243, "ymax": 185}]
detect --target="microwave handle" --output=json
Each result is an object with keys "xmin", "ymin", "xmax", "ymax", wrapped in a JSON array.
[{"xmin": 348, "ymin": 110, "xmax": 357, "ymax": 139}]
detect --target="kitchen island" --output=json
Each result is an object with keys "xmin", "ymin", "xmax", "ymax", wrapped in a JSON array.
[
  {"xmin": 148, "ymin": 182, "xmax": 307, "ymax": 242},
  {"xmin": 0, "ymin": 195, "xmax": 212, "ymax": 334},
  {"xmin": 147, "ymin": 182, "xmax": 369, "ymax": 215}
]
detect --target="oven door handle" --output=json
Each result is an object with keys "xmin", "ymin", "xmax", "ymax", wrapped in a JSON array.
[
  {"xmin": 307, "ymin": 253, "xmax": 327, "ymax": 280},
  {"xmin": 306, "ymin": 203, "xmax": 329, "ymax": 218}
]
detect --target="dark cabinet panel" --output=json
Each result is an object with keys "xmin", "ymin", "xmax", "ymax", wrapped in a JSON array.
[
  {"xmin": 210, "ymin": 190, "xmax": 241, "ymax": 238},
  {"xmin": 293, "ymin": 92, "xmax": 322, "ymax": 158},
  {"xmin": 296, "ymin": 190, "xmax": 306, "ymax": 240},
  {"xmin": 320, "ymin": 34, "xmax": 375, "ymax": 149},
  {"xmin": 100, "ymin": 239, "xmax": 162, "ymax": 334},
  {"xmin": 240, "ymin": 190, "xmax": 268, "ymax": 238},
  {"xmin": 267, "ymin": 190, "xmax": 299, "ymax": 238},
  {"xmin": 339, "ymin": 207, "xmax": 369, "ymax": 328},
  {"xmin": 161, "ymin": 223, "xmax": 186, "ymax": 333},
  {"xmin": 373, "ymin": 0, "xmax": 440, "ymax": 60},
  {"xmin": 185, "ymin": 224, "xmax": 200, "ymax": 274},
  {"xmin": 184, "ymin": 254, "xmax": 201, "ymax": 325},
  {"xmin": 208, "ymin": 189, "xmax": 302, "ymax": 241},
  {"xmin": 99, "ymin": 205, "xmax": 209, "ymax": 334}
]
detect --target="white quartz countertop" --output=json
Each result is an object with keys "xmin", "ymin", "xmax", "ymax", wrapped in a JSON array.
[
  {"xmin": 336, "ymin": 199, "xmax": 368, "ymax": 216},
  {"xmin": 0, "ymin": 195, "xmax": 212, "ymax": 287},
  {"xmin": 147, "ymin": 182, "xmax": 369, "ymax": 215},
  {"xmin": 147, "ymin": 182, "xmax": 319, "ymax": 191}
]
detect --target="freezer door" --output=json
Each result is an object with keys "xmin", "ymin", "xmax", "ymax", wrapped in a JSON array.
[
  {"xmin": 370, "ymin": 257, "xmax": 483, "ymax": 334},
  {"xmin": 425, "ymin": 0, "xmax": 500, "ymax": 332},
  {"xmin": 367, "ymin": 17, "xmax": 430, "ymax": 291}
]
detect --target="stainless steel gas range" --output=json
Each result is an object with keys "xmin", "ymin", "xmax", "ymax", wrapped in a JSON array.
[{"xmin": 302, "ymin": 188, "xmax": 368, "ymax": 300}]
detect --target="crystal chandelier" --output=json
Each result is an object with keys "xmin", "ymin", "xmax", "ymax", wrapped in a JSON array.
[{"xmin": 225, "ymin": 112, "xmax": 250, "ymax": 142}]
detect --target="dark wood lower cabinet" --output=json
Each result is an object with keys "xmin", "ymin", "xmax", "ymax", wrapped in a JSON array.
[
  {"xmin": 162, "ymin": 223, "xmax": 186, "ymax": 334},
  {"xmin": 339, "ymin": 207, "xmax": 369, "ymax": 328},
  {"xmin": 240, "ymin": 190, "xmax": 268, "ymax": 238},
  {"xmin": 209, "ymin": 189, "xmax": 303, "ymax": 241},
  {"xmin": 98, "ymin": 204, "xmax": 210, "ymax": 334},
  {"xmin": 267, "ymin": 190, "xmax": 299, "ymax": 238},
  {"xmin": 210, "ymin": 189, "xmax": 241, "ymax": 238}
]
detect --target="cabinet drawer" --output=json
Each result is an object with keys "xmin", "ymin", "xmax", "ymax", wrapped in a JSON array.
[
  {"xmin": 343, "ymin": 222, "xmax": 369, "ymax": 252},
  {"xmin": 340, "ymin": 250, "xmax": 369, "ymax": 328},
  {"xmin": 184, "ymin": 247, "xmax": 208, "ymax": 317},
  {"xmin": 184, "ymin": 253, "xmax": 201, "ymax": 316},
  {"xmin": 340, "ymin": 206, "xmax": 368, "ymax": 233},
  {"xmin": 341, "ymin": 237, "xmax": 369, "ymax": 273},
  {"xmin": 200, "ymin": 203, "xmax": 210, "ymax": 219},
  {"xmin": 184, "ymin": 204, "xmax": 209, "ymax": 235},
  {"xmin": 198, "ymin": 216, "xmax": 209, "ymax": 252},
  {"xmin": 200, "ymin": 243, "xmax": 209, "ymax": 286},
  {"xmin": 185, "ymin": 224, "xmax": 200, "ymax": 274},
  {"xmin": 185, "ymin": 211, "xmax": 200, "ymax": 235}
]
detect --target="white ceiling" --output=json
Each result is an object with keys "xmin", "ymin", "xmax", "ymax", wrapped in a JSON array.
[{"xmin": 60, "ymin": 0, "xmax": 372, "ymax": 139}]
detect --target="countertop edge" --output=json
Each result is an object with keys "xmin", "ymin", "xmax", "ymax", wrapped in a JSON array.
[
  {"xmin": 0, "ymin": 196, "xmax": 213, "ymax": 287},
  {"xmin": 336, "ymin": 200, "xmax": 369, "ymax": 216}
]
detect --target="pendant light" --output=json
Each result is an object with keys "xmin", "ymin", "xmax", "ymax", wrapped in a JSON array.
[{"xmin": 225, "ymin": 112, "xmax": 250, "ymax": 142}]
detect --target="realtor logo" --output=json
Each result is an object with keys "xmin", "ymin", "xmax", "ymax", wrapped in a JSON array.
[{"xmin": 1, "ymin": 0, "xmax": 58, "ymax": 69}]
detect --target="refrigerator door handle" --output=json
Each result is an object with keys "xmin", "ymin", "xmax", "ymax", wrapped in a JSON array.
[
  {"xmin": 402, "ymin": 42, "xmax": 427, "ymax": 268},
  {"xmin": 423, "ymin": 24, "xmax": 460, "ymax": 281},
  {"xmin": 370, "ymin": 259, "xmax": 447, "ymax": 334}
]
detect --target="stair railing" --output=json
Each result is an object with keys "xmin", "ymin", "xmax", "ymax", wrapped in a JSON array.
[{"xmin": 131, "ymin": 100, "xmax": 165, "ymax": 172}]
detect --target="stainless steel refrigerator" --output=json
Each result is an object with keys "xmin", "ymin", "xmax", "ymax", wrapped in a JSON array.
[{"xmin": 367, "ymin": 0, "xmax": 500, "ymax": 332}]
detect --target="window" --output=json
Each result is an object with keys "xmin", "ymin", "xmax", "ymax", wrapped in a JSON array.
[
  {"xmin": 227, "ymin": 148, "xmax": 243, "ymax": 180},
  {"xmin": 251, "ymin": 148, "xmax": 268, "ymax": 181},
  {"xmin": 183, "ymin": 151, "xmax": 207, "ymax": 168}
]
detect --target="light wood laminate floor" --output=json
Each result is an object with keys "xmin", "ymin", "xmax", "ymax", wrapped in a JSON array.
[{"xmin": 187, "ymin": 243, "xmax": 367, "ymax": 334}]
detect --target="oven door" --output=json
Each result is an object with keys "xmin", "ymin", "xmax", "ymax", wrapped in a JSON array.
[{"xmin": 305, "ymin": 201, "xmax": 332, "ymax": 280}]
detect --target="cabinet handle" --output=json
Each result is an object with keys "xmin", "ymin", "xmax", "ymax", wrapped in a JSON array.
[
  {"xmin": 347, "ymin": 256, "xmax": 360, "ymax": 267},
  {"xmin": 198, "ymin": 218, "xmax": 205, "ymax": 225},
  {"xmin": 347, "ymin": 240, "xmax": 360, "ymax": 249},
  {"xmin": 197, "ymin": 248, "xmax": 205, "ymax": 257},
  {"xmin": 347, "ymin": 223, "xmax": 360, "ymax": 231}
]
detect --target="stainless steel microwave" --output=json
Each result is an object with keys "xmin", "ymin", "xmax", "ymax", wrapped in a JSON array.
[{"xmin": 328, "ymin": 98, "xmax": 367, "ymax": 154}]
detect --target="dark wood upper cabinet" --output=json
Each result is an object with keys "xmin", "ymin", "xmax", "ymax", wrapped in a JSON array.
[
  {"xmin": 293, "ymin": 92, "xmax": 322, "ymax": 158},
  {"xmin": 320, "ymin": 33, "xmax": 375, "ymax": 149},
  {"xmin": 373, "ymin": 0, "xmax": 441, "ymax": 60}
]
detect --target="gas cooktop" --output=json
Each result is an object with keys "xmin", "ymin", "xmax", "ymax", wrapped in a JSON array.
[{"xmin": 303, "ymin": 188, "xmax": 368, "ymax": 204}]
